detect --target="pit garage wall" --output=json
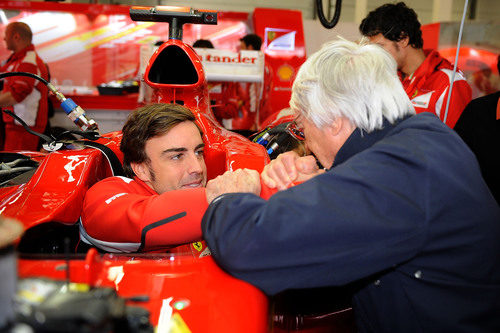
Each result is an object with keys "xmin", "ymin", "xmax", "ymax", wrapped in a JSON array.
[
  {"xmin": 0, "ymin": 2, "xmax": 248, "ymax": 93},
  {"xmin": 1, "ymin": 1, "xmax": 498, "ymax": 133},
  {"xmin": 0, "ymin": 2, "xmax": 310, "ymax": 133},
  {"xmin": 0, "ymin": 2, "xmax": 253, "ymax": 133}
]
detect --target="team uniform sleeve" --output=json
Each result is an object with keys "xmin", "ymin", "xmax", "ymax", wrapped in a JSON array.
[
  {"xmin": 81, "ymin": 177, "xmax": 208, "ymax": 252},
  {"xmin": 3, "ymin": 62, "xmax": 38, "ymax": 103},
  {"xmin": 432, "ymin": 72, "xmax": 472, "ymax": 129},
  {"xmin": 202, "ymin": 139, "xmax": 429, "ymax": 295}
]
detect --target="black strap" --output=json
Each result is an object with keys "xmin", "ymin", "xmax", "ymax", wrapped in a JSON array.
[
  {"xmin": 75, "ymin": 140, "xmax": 125, "ymax": 177},
  {"xmin": 137, "ymin": 212, "xmax": 186, "ymax": 252}
]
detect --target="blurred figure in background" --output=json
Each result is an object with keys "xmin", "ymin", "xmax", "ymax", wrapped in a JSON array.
[
  {"xmin": 454, "ymin": 55, "xmax": 500, "ymax": 204},
  {"xmin": 0, "ymin": 22, "xmax": 48, "ymax": 151},
  {"xmin": 192, "ymin": 39, "xmax": 214, "ymax": 49},
  {"xmin": 220, "ymin": 33, "xmax": 263, "ymax": 134},
  {"xmin": 239, "ymin": 34, "xmax": 262, "ymax": 51}
]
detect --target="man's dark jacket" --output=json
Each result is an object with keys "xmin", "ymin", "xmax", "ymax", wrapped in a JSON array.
[
  {"xmin": 454, "ymin": 91, "xmax": 500, "ymax": 204},
  {"xmin": 202, "ymin": 112, "xmax": 500, "ymax": 332}
]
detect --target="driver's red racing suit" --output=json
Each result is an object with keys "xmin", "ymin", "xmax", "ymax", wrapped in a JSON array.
[
  {"xmin": 80, "ymin": 176, "xmax": 209, "ymax": 254},
  {"xmin": 402, "ymin": 50, "xmax": 471, "ymax": 128}
]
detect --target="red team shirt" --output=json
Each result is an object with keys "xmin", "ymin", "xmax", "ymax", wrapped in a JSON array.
[
  {"xmin": 402, "ymin": 50, "xmax": 472, "ymax": 128},
  {"xmin": 80, "ymin": 176, "xmax": 209, "ymax": 254},
  {"xmin": 258, "ymin": 51, "xmax": 473, "ymax": 133},
  {"xmin": 1, "ymin": 44, "xmax": 48, "ymax": 150}
]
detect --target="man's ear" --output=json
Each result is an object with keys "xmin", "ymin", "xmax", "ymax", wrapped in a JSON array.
[
  {"xmin": 131, "ymin": 162, "xmax": 151, "ymax": 182},
  {"xmin": 398, "ymin": 35, "xmax": 410, "ymax": 48},
  {"xmin": 325, "ymin": 117, "xmax": 343, "ymax": 137},
  {"xmin": 325, "ymin": 116, "xmax": 355, "ymax": 140}
]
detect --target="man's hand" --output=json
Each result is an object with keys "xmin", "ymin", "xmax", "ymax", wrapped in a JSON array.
[
  {"xmin": 261, "ymin": 151, "xmax": 324, "ymax": 190},
  {"xmin": 0, "ymin": 91, "xmax": 17, "ymax": 107},
  {"xmin": 206, "ymin": 168, "xmax": 261, "ymax": 204}
]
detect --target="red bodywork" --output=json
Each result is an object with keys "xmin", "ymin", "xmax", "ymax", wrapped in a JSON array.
[
  {"xmin": 1, "ymin": 22, "xmax": 271, "ymax": 331},
  {"xmin": 0, "ymin": 5, "xmax": 354, "ymax": 332}
]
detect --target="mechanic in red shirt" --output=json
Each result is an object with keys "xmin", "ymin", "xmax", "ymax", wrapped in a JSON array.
[
  {"xmin": 0, "ymin": 22, "xmax": 48, "ymax": 150},
  {"xmin": 214, "ymin": 34, "xmax": 263, "ymax": 133},
  {"xmin": 360, "ymin": 2, "xmax": 472, "ymax": 128},
  {"xmin": 80, "ymin": 104, "xmax": 209, "ymax": 253}
]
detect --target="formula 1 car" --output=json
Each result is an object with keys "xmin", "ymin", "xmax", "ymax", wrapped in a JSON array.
[{"xmin": 0, "ymin": 7, "xmax": 354, "ymax": 332}]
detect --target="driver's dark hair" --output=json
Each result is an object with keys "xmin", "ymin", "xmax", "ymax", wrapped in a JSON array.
[
  {"xmin": 120, "ymin": 103, "xmax": 201, "ymax": 178},
  {"xmin": 359, "ymin": 2, "xmax": 423, "ymax": 49}
]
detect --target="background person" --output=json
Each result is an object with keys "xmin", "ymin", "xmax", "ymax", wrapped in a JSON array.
[
  {"xmin": 0, "ymin": 22, "xmax": 48, "ymax": 151},
  {"xmin": 359, "ymin": 2, "xmax": 472, "ymax": 128},
  {"xmin": 239, "ymin": 33, "xmax": 262, "ymax": 51},
  {"xmin": 454, "ymin": 55, "xmax": 500, "ymax": 204},
  {"xmin": 192, "ymin": 39, "xmax": 214, "ymax": 49},
  {"xmin": 201, "ymin": 39, "xmax": 500, "ymax": 332},
  {"xmin": 220, "ymin": 33, "xmax": 263, "ymax": 133},
  {"xmin": 80, "ymin": 104, "xmax": 209, "ymax": 253}
]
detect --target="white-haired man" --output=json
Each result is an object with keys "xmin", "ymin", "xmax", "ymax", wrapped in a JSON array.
[{"xmin": 201, "ymin": 39, "xmax": 500, "ymax": 332}]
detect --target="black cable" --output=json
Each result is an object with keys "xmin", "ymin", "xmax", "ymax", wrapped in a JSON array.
[
  {"xmin": 0, "ymin": 72, "xmax": 53, "ymax": 146},
  {"xmin": 316, "ymin": 0, "xmax": 342, "ymax": 29},
  {"xmin": 0, "ymin": 71, "xmax": 100, "ymax": 146},
  {"xmin": 0, "ymin": 71, "xmax": 50, "ymax": 85},
  {"xmin": 1, "ymin": 109, "xmax": 53, "ymax": 143}
]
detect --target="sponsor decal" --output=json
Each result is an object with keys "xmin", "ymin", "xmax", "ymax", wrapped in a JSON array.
[
  {"xmin": 265, "ymin": 28, "xmax": 296, "ymax": 51},
  {"xmin": 411, "ymin": 91, "xmax": 433, "ymax": 109},
  {"xmin": 277, "ymin": 64, "xmax": 294, "ymax": 82},
  {"xmin": 192, "ymin": 241, "xmax": 203, "ymax": 252},
  {"xmin": 195, "ymin": 49, "xmax": 264, "ymax": 82},
  {"xmin": 202, "ymin": 52, "xmax": 257, "ymax": 64},
  {"xmin": 273, "ymin": 86, "xmax": 292, "ymax": 91},
  {"xmin": 169, "ymin": 313, "xmax": 192, "ymax": 333}
]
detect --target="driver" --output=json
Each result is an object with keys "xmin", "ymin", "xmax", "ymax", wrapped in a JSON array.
[{"xmin": 79, "ymin": 103, "xmax": 208, "ymax": 253}]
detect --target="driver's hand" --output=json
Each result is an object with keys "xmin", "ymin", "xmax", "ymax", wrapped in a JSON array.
[
  {"xmin": 261, "ymin": 151, "xmax": 324, "ymax": 190},
  {"xmin": 206, "ymin": 168, "xmax": 261, "ymax": 204}
]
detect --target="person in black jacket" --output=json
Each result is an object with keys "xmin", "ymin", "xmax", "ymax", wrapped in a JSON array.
[
  {"xmin": 201, "ymin": 39, "xmax": 500, "ymax": 332},
  {"xmin": 454, "ymin": 55, "xmax": 500, "ymax": 204}
]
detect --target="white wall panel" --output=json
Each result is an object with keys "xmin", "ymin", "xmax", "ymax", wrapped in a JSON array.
[{"xmin": 475, "ymin": 0, "xmax": 500, "ymax": 22}]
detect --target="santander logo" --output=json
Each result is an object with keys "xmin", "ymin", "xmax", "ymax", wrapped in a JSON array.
[{"xmin": 203, "ymin": 53, "xmax": 258, "ymax": 64}]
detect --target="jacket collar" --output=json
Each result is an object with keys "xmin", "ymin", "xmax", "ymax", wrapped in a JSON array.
[
  {"xmin": 331, "ymin": 116, "xmax": 410, "ymax": 169},
  {"xmin": 404, "ymin": 50, "xmax": 450, "ymax": 82},
  {"xmin": 8, "ymin": 44, "xmax": 35, "ymax": 62},
  {"xmin": 133, "ymin": 176, "xmax": 158, "ymax": 195}
]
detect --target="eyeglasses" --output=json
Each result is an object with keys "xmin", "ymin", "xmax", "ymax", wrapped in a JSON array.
[{"xmin": 286, "ymin": 121, "xmax": 305, "ymax": 141}]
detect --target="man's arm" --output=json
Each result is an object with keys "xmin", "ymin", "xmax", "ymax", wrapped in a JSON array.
[
  {"xmin": 424, "ymin": 70, "xmax": 472, "ymax": 129},
  {"xmin": 205, "ymin": 168, "xmax": 260, "ymax": 203},
  {"xmin": 81, "ymin": 177, "xmax": 208, "ymax": 252},
  {"xmin": 202, "ymin": 148, "xmax": 428, "ymax": 295},
  {"xmin": 0, "ymin": 91, "xmax": 17, "ymax": 107},
  {"xmin": 2, "ymin": 61, "xmax": 38, "ymax": 107},
  {"xmin": 440, "ymin": 78, "xmax": 472, "ymax": 128}
]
